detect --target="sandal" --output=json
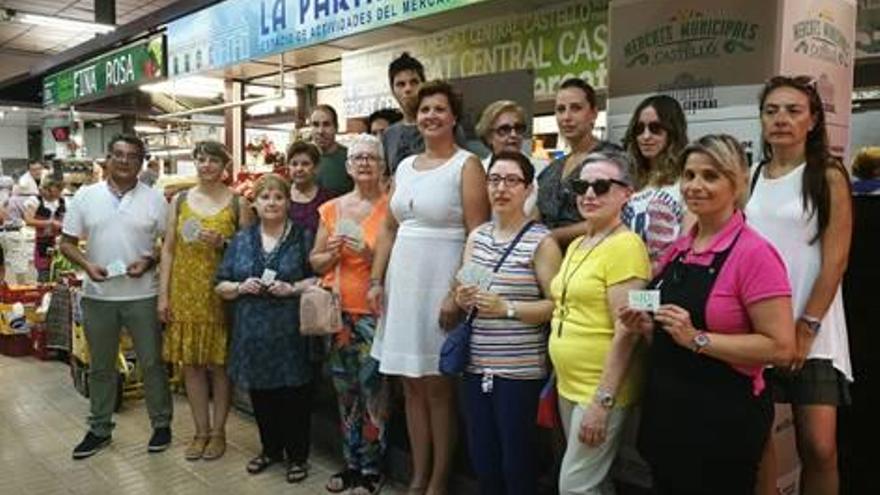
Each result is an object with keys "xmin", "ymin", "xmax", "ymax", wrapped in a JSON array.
[
  {"xmin": 184, "ymin": 435, "xmax": 208, "ymax": 461},
  {"xmin": 325, "ymin": 468, "xmax": 360, "ymax": 493},
  {"xmin": 246, "ymin": 454, "xmax": 278, "ymax": 474},
  {"xmin": 351, "ymin": 473, "xmax": 385, "ymax": 495},
  {"xmin": 202, "ymin": 433, "xmax": 226, "ymax": 460},
  {"xmin": 286, "ymin": 461, "xmax": 309, "ymax": 483}
]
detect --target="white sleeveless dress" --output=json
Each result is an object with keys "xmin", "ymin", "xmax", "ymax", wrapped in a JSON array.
[
  {"xmin": 746, "ymin": 163, "xmax": 852, "ymax": 381},
  {"xmin": 371, "ymin": 148, "xmax": 472, "ymax": 377}
]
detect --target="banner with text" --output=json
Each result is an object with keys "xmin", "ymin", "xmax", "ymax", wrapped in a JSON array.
[
  {"xmin": 43, "ymin": 36, "xmax": 165, "ymax": 108},
  {"xmin": 341, "ymin": 0, "xmax": 609, "ymax": 117},
  {"xmin": 166, "ymin": 0, "xmax": 490, "ymax": 77}
]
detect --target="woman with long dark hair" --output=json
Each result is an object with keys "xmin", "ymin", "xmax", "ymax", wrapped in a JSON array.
[
  {"xmin": 621, "ymin": 95, "xmax": 692, "ymax": 265},
  {"xmin": 747, "ymin": 75, "xmax": 853, "ymax": 495}
]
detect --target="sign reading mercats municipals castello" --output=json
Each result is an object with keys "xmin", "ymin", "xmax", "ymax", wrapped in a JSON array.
[
  {"xmin": 166, "ymin": 0, "xmax": 491, "ymax": 77},
  {"xmin": 43, "ymin": 36, "xmax": 165, "ymax": 108},
  {"xmin": 609, "ymin": 0, "xmax": 777, "ymax": 98}
]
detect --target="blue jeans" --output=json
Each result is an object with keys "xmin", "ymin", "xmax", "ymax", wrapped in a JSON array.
[{"xmin": 461, "ymin": 373, "xmax": 543, "ymax": 495}]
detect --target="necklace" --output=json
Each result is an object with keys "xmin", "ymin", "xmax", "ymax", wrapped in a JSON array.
[{"xmin": 556, "ymin": 223, "xmax": 623, "ymax": 337}]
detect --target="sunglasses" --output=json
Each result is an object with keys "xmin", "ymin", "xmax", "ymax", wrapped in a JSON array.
[
  {"xmin": 494, "ymin": 123, "xmax": 528, "ymax": 137},
  {"xmin": 634, "ymin": 121, "xmax": 665, "ymax": 135},
  {"xmin": 570, "ymin": 178, "xmax": 628, "ymax": 196}
]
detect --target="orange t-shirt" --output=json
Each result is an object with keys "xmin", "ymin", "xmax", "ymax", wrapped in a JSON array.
[{"xmin": 317, "ymin": 195, "xmax": 388, "ymax": 314}]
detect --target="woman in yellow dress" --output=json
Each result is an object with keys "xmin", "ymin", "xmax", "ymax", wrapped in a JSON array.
[{"xmin": 158, "ymin": 141, "xmax": 249, "ymax": 461}]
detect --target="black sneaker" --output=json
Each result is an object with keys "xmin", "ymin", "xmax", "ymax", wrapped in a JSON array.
[
  {"xmin": 72, "ymin": 432, "xmax": 111, "ymax": 460},
  {"xmin": 147, "ymin": 427, "xmax": 172, "ymax": 453}
]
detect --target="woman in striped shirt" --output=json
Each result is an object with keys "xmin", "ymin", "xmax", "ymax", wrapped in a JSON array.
[{"xmin": 453, "ymin": 150, "xmax": 562, "ymax": 495}]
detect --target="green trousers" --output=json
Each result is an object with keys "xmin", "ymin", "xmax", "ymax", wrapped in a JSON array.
[{"xmin": 81, "ymin": 297, "xmax": 172, "ymax": 436}]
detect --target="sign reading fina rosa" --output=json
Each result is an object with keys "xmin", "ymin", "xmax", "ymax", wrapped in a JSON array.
[
  {"xmin": 166, "ymin": 0, "xmax": 491, "ymax": 77},
  {"xmin": 609, "ymin": 0, "xmax": 777, "ymax": 99},
  {"xmin": 43, "ymin": 36, "xmax": 165, "ymax": 108},
  {"xmin": 341, "ymin": 0, "xmax": 609, "ymax": 117}
]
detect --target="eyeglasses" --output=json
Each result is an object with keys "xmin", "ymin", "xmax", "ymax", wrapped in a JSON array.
[
  {"xmin": 570, "ymin": 178, "xmax": 628, "ymax": 196},
  {"xmin": 493, "ymin": 123, "xmax": 528, "ymax": 137},
  {"xmin": 634, "ymin": 121, "xmax": 665, "ymax": 136},
  {"xmin": 110, "ymin": 151, "xmax": 144, "ymax": 164},
  {"xmin": 487, "ymin": 174, "xmax": 527, "ymax": 188},
  {"xmin": 350, "ymin": 154, "xmax": 379, "ymax": 164}
]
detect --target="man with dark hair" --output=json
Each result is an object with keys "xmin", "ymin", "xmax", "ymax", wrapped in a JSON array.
[
  {"xmin": 368, "ymin": 108, "xmax": 403, "ymax": 138},
  {"xmin": 310, "ymin": 104, "xmax": 353, "ymax": 197},
  {"xmin": 382, "ymin": 53, "xmax": 469, "ymax": 175},
  {"xmin": 17, "ymin": 160, "xmax": 45, "ymax": 196},
  {"xmin": 61, "ymin": 133, "xmax": 173, "ymax": 460}
]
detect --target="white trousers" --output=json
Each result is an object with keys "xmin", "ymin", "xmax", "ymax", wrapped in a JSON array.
[{"xmin": 558, "ymin": 396, "xmax": 629, "ymax": 495}]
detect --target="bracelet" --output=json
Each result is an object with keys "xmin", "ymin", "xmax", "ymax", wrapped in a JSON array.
[{"xmin": 369, "ymin": 278, "xmax": 382, "ymax": 288}]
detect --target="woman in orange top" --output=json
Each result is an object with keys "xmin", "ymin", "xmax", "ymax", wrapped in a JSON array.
[{"xmin": 310, "ymin": 134, "xmax": 389, "ymax": 495}]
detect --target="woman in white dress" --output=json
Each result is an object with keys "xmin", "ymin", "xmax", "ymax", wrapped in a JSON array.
[
  {"xmin": 748, "ymin": 75, "xmax": 853, "ymax": 495},
  {"xmin": 369, "ymin": 80, "xmax": 490, "ymax": 495}
]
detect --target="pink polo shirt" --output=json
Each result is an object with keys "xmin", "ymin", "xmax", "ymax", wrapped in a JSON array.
[{"xmin": 656, "ymin": 210, "xmax": 791, "ymax": 395}]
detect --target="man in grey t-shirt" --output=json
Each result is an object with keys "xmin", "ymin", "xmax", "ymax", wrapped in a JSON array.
[{"xmin": 382, "ymin": 53, "xmax": 468, "ymax": 176}]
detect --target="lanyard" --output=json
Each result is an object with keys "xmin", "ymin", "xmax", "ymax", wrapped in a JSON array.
[{"xmin": 556, "ymin": 224, "xmax": 621, "ymax": 337}]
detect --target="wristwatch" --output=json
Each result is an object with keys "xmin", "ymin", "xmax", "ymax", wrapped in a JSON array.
[
  {"xmin": 595, "ymin": 389, "xmax": 615, "ymax": 409},
  {"xmin": 799, "ymin": 315, "xmax": 822, "ymax": 334},
  {"xmin": 505, "ymin": 301, "xmax": 517, "ymax": 319},
  {"xmin": 692, "ymin": 331, "xmax": 711, "ymax": 354}
]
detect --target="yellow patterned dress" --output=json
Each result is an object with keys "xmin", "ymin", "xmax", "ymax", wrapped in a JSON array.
[{"xmin": 163, "ymin": 199, "xmax": 237, "ymax": 366}]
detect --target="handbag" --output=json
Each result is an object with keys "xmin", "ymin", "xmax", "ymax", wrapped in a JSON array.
[
  {"xmin": 299, "ymin": 264, "xmax": 343, "ymax": 336},
  {"xmin": 536, "ymin": 371, "xmax": 560, "ymax": 428},
  {"xmin": 439, "ymin": 221, "xmax": 535, "ymax": 376}
]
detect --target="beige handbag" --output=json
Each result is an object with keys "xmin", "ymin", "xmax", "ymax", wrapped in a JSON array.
[{"xmin": 299, "ymin": 265, "xmax": 343, "ymax": 336}]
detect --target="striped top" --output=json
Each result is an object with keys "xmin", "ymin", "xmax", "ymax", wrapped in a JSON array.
[{"xmin": 467, "ymin": 221, "xmax": 551, "ymax": 380}]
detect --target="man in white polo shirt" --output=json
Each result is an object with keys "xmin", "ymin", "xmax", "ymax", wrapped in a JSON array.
[{"xmin": 60, "ymin": 134, "xmax": 173, "ymax": 460}]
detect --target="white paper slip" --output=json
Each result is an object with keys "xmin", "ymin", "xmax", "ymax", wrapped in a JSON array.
[
  {"xmin": 456, "ymin": 263, "xmax": 493, "ymax": 291},
  {"xmin": 181, "ymin": 218, "xmax": 202, "ymax": 243},
  {"xmin": 260, "ymin": 268, "xmax": 277, "ymax": 285},
  {"xmin": 629, "ymin": 290, "xmax": 661, "ymax": 312},
  {"xmin": 106, "ymin": 260, "xmax": 127, "ymax": 278}
]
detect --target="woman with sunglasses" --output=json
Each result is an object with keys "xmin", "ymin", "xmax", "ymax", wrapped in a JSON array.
[
  {"xmin": 620, "ymin": 135, "xmax": 795, "ymax": 495},
  {"xmin": 622, "ymin": 95, "xmax": 692, "ymax": 265},
  {"xmin": 453, "ymin": 150, "xmax": 562, "ymax": 495},
  {"xmin": 548, "ymin": 150, "xmax": 651, "ymax": 494},
  {"xmin": 748, "ymin": 76, "xmax": 853, "ymax": 495},
  {"xmin": 537, "ymin": 78, "xmax": 620, "ymax": 248},
  {"xmin": 476, "ymin": 100, "xmax": 538, "ymax": 216}
]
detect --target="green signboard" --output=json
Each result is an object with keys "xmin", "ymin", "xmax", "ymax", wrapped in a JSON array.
[
  {"xmin": 342, "ymin": 0, "xmax": 609, "ymax": 116},
  {"xmin": 43, "ymin": 36, "xmax": 165, "ymax": 107}
]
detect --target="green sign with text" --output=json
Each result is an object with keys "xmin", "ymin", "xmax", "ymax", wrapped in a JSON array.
[{"xmin": 43, "ymin": 36, "xmax": 165, "ymax": 107}]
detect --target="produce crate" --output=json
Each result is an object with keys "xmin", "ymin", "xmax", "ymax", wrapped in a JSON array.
[{"xmin": 0, "ymin": 333, "xmax": 31, "ymax": 357}]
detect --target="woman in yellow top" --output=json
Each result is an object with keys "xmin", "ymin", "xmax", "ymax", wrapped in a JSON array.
[
  {"xmin": 549, "ymin": 150, "xmax": 651, "ymax": 494},
  {"xmin": 158, "ymin": 141, "xmax": 249, "ymax": 461}
]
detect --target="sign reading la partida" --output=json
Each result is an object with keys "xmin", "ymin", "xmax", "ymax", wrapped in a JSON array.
[{"xmin": 623, "ymin": 9, "xmax": 759, "ymax": 68}]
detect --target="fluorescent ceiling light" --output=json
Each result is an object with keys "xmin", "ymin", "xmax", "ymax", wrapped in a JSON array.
[
  {"xmin": 141, "ymin": 76, "xmax": 225, "ymax": 99},
  {"xmin": 134, "ymin": 124, "xmax": 163, "ymax": 134},
  {"xmin": 16, "ymin": 12, "xmax": 115, "ymax": 34},
  {"xmin": 246, "ymin": 89, "xmax": 295, "ymax": 116}
]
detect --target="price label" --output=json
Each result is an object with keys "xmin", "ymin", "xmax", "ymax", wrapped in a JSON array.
[{"xmin": 629, "ymin": 290, "xmax": 661, "ymax": 312}]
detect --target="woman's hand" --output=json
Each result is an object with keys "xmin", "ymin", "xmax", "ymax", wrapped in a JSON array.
[
  {"xmin": 654, "ymin": 304, "xmax": 699, "ymax": 349},
  {"xmin": 617, "ymin": 307, "xmax": 653, "ymax": 337},
  {"xmin": 238, "ymin": 277, "xmax": 264, "ymax": 295},
  {"xmin": 342, "ymin": 236, "xmax": 372, "ymax": 261},
  {"xmin": 324, "ymin": 235, "xmax": 344, "ymax": 265},
  {"xmin": 438, "ymin": 292, "xmax": 462, "ymax": 331},
  {"xmin": 266, "ymin": 281, "xmax": 296, "ymax": 298},
  {"xmin": 157, "ymin": 294, "xmax": 172, "ymax": 323},
  {"xmin": 578, "ymin": 403, "xmax": 609, "ymax": 447},
  {"xmin": 473, "ymin": 290, "xmax": 507, "ymax": 318},
  {"xmin": 367, "ymin": 284, "xmax": 384, "ymax": 316},
  {"xmin": 454, "ymin": 284, "xmax": 479, "ymax": 310},
  {"xmin": 198, "ymin": 228, "xmax": 225, "ymax": 249},
  {"xmin": 791, "ymin": 319, "xmax": 817, "ymax": 372}
]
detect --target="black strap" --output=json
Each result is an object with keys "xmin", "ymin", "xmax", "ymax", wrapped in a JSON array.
[
  {"xmin": 750, "ymin": 162, "xmax": 766, "ymax": 196},
  {"xmin": 464, "ymin": 220, "xmax": 535, "ymax": 323}
]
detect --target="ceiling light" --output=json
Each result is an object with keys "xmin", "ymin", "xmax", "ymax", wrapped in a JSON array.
[
  {"xmin": 12, "ymin": 11, "xmax": 116, "ymax": 34},
  {"xmin": 11, "ymin": 106, "xmax": 19, "ymax": 112},
  {"xmin": 134, "ymin": 124, "xmax": 163, "ymax": 134},
  {"xmin": 140, "ymin": 76, "xmax": 225, "ymax": 99}
]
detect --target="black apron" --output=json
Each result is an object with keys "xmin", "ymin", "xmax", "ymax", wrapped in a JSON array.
[{"xmin": 637, "ymin": 234, "xmax": 773, "ymax": 495}]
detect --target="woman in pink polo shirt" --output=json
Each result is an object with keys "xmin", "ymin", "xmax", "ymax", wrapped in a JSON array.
[{"xmin": 619, "ymin": 134, "xmax": 795, "ymax": 495}]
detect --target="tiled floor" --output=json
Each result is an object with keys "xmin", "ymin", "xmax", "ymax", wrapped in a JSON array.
[{"xmin": 0, "ymin": 354, "xmax": 406, "ymax": 495}]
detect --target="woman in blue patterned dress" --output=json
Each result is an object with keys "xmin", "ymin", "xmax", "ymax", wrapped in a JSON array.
[{"xmin": 215, "ymin": 174, "xmax": 315, "ymax": 484}]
